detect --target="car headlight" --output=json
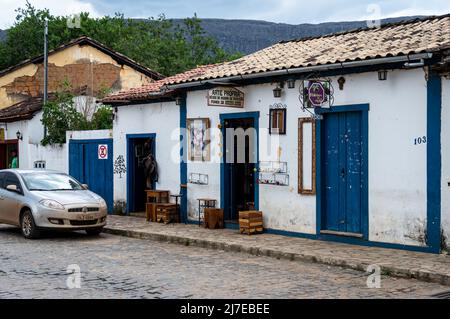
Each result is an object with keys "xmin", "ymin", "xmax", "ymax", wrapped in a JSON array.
[
  {"xmin": 40, "ymin": 199, "xmax": 65, "ymax": 211},
  {"xmin": 99, "ymin": 198, "xmax": 107, "ymax": 208}
]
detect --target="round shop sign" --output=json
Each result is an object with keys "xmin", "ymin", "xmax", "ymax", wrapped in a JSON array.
[
  {"xmin": 98, "ymin": 144, "xmax": 108, "ymax": 160},
  {"xmin": 308, "ymin": 82, "xmax": 326, "ymax": 107}
]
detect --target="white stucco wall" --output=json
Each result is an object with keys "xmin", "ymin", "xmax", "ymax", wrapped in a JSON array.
[
  {"xmin": 186, "ymin": 68, "xmax": 428, "ymax": 246},
  {"xmin": 113, "ymin": 102, "xmax": 181, "ymax": 209},
  {"xmin": 441, "ymin": 76, "xmax": 450, "ymax": 251}
]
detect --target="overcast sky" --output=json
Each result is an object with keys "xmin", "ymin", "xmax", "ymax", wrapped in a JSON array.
[{"xmin": 1, "ymin": 0, "xmax": 450, "ymax": 29}]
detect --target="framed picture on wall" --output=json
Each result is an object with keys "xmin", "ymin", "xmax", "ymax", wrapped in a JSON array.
[
  {"xmin": 298, "ymin": 118, "xmax": 316, "ymax": 195},
  {"xmin": 187, "ymin": 118, "xmax": 211, "ymax": 162}
]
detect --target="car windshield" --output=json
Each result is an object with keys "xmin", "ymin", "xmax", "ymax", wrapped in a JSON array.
[{"xmin": 22, "ymin": 173, "xmax": 84, "ymax": 191}]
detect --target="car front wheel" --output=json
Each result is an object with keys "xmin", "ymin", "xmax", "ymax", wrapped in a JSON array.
[
  {"xmin": 21, "ymin": 210, "xmax": 40, "ymax": 239},
  {"xmin": 85, "ymin": 227, "xmax": 103, "ymax": 236}
]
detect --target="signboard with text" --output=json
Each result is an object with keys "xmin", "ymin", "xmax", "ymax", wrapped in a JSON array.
[
  {"xmin": 301, "ymin": 80, "xmax": 333, "ymax": 109},
  {"xmin": 208, "ymin": 87, "xmax": 245, "ymax": 108}
]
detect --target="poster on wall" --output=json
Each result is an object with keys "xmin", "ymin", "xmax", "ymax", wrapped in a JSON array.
[
  {"xmin": 208, "ymin": 87, "xmax": 245, "ymax": 108},
  {"xmin": 187, "ymin": 118, "xmax": 211, "ymax": 162}
]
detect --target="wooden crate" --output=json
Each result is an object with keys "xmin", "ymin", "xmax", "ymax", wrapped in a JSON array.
[
  {"xmin": 204, "ymin": 208, "xmax": 224, "ymax": 229},
  {"xmin": 239, "ymin": 211, "xmax": 264, "ymax": 235},
  {"xmin": 156, "ymin": 204, "xmax": 179, "ymax": 224}
]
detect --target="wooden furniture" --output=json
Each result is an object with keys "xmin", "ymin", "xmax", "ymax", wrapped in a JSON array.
[
  {"xmin": 204, "ymin": 208, "xmax": 224, "ymax": 229},
  {"xmin": 156, "ymin": 204, "xmax": 180, "ymax": 224},
  {"xmin": 197, "ymin": 198, "xmax": 217, "ymax": 227},
  {"xmin": 145, "ymin": 190, "xmax": 170, "ymax": 222},
  {"xmin": 239, "ymin": 211, "xmax": 264, "ymax": 235},
  {"xmin": 171, "ymin": 194, "xmax": 183, "ymax": 223}
]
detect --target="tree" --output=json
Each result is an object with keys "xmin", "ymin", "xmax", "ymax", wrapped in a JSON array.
[
  {"xmin": 41, "ymin": 91, "xmax": 89, "ymax": 146},
  {"xmin": 0, "ymin": 2, "xmax": 241, "ymax": 76}
]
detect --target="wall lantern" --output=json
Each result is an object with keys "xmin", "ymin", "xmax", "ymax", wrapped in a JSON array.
[
  {"xmin": 337, "ymin": 77, "xmax": 346, "ymax": 90},
  {"xmin": 287, "ymin": 79, "xmax": 296, "ymax": 89},
  {"xmin": 378, "ymin": 70, "xmax": 388, "ymax": 81},
  {"xmin": 175, "ymin": 96, "xmax": 183, "ymax": 106},
  {"xmin": 273, "ymin": 85, "xmax": 283, "ymax": 98},
  {"xmin": 16, "ymin": 130, "xmax": 23, "ymax": 141}
]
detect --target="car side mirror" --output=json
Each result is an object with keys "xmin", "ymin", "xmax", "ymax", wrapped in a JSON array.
[
  {"xmin": 82, "ymin": 184, "xmax": 89, "ymax": 190},
  {"xmin": 6, "ymin": 184, "xmax": 20, "ymax": 193}
]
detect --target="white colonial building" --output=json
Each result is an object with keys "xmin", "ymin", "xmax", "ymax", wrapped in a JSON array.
[{"xmin": 103, "ymin": 15, "xmax": 450, "ymax": 253}]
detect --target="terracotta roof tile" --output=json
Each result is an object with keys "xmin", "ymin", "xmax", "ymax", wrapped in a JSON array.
[
  {"xmin": 166, "ymin": 15, "xmax": 450, "ymax": 85},
  {"xmin": 103, "ymin": 15, "xmax": 450, "ymax": 104},
  {"xmin": 102, "ymin": 64, "xmax": 216, "ymax": 103}
]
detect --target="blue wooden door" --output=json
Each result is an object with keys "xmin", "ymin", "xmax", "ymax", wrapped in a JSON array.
[
  {"xmin": 322, "ymin": 111, "xmax": 363, "ymax": 234},
  {"xmin": 69, "ymin": 139, "xmax": 114, "ymax": 214}
]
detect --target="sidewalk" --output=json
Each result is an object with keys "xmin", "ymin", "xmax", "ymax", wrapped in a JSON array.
[{"xmin": 104, "ymin": 216, "xmax": 450, "ymax": 286}]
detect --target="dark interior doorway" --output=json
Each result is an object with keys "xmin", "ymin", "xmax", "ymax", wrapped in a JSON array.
[
  {"xmin": 0, "ymin": 141, "xmax": 19, "ymax": 169},
  {"xmin": 127, "ymin": 135, "xmax": 156, "ymax": 213},
  {"xmin": 223, "ymin": 117, "xmax": 257, "ymax": 222}
]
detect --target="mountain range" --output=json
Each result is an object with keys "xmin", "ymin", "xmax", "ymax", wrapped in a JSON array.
[{"xmin": 0, "ymin": 16, "xmax": 423, "ymax": 55}]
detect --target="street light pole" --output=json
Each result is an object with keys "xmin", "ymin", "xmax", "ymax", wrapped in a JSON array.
[
  {"xmin": 43, "ymin": 19, "xmax": 48, "ymax": 137},
  {"xmin": 43, "ymin": 19, "xmax": 48, "ymax": 104}
]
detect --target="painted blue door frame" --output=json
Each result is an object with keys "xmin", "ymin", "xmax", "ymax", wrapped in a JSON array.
[
  {"xmin": 316, "ymin": 104, "xmax": 370, "ymax": 240},
  {"xmin": 69, "ymin": 139, "xmax": 114, "ymax": 214},
  {"xmin": 126, "ymin": 133, "xmax": 156, "ymax": 214},
  {"xmin": 220, "ymin": 112, "xmax": 260, "ymax": 225}
]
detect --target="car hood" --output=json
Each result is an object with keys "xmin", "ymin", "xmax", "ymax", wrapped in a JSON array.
[{"xmin": 30, "ymin": 190, "xmax": 102, "ymax": 205}]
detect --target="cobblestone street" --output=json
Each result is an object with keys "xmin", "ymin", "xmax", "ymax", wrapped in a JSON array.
[{"xmin": 0, "ymin": 225, "xmax": 448, "ymax": 299}]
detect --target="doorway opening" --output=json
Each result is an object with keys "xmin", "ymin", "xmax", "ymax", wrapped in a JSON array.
[
  {"xmin": 0, "ymin": 140, "xmax": 19, "ymax": 169},
  {"xmin": 127, "ymin": 134, "xmax": 156, "ymax": 214},
  {"xmin": 221, "ymin": 113, "xmax": 259, "ymax": 223}
]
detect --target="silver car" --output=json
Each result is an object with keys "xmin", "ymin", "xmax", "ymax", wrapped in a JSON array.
[{"xmin": 0, "ymin": 169, "xmax": 108, "ymax": 239}]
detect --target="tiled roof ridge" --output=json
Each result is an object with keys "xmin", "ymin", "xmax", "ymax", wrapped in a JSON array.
[{"xmin": 279, "ymin": 13, "xmax": 450, "ymax": 44}]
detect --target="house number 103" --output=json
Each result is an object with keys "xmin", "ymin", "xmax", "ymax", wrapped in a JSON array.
[{"xmin": 414, "ymin": 136, "xmax": 427, "ymax": 145}]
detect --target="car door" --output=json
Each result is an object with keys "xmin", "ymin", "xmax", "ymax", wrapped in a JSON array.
[
  {"xmin": 1, "ymin": 172, "xmax": 24, "ymax": 225},
  {"xmin": 0, "ymin": 172, "xmax": 7, "ymax": 223}
]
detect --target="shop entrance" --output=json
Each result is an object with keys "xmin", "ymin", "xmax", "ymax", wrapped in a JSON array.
[
  {"xmin": 126, "ymin": 134, "xmax": 156, "ymax": 214},
  {"xmin": 221, "ymin": 113, "xmax": 259, "ymax": 223},
  {"xmin": 0, "ymin": 140, "xmax": 19, "ymax": 169}
]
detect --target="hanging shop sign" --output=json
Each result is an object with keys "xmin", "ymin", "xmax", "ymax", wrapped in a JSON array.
[
  {"xmin": 208, "ymin": 87, "xmax": 245, "ymax": 108},
  {"xmin": 0, "ymin": 128, "xmax": 5, "ymax": 142},
  {"xmin": 300, "ymin": 80, "xmax": 334, "ymax": 109}
]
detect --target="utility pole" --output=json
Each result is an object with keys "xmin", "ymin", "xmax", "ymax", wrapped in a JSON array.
[{"xmin": 43, "ymin": 19, "xmax": 48, "ymax": 137}]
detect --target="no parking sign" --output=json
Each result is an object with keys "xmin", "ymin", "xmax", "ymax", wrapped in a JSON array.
[{"xmin": 98, "ymin": 144, "xmax": 108, "ymax": 160}]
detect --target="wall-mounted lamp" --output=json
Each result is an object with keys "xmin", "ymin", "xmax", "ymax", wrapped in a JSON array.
[
  {"xmin": 287, "ymin": 79, "xmax": 296, "ymax": 89},
  {"xmin": 16, "ymin": 130, "xmax": 23, "ymax": 141},
  {"xmin": 273, "ymin": 85, "xmax": 283, "ymax": 98},
  {"xmin": 337, "ymin": 77, "xmax": 346, "ymax": 90},
  {"xmin": 175, "ymin": 96, "xmax": 183, "ymax": 106},
  {"xmin": 378, "ymin": 70, "xmax": 388, "ymax": 81}
]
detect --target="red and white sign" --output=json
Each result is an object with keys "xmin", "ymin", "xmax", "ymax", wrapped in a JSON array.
[{"xmin": 98, "ymin": 144, "xmax": 108, "ymax": 160}]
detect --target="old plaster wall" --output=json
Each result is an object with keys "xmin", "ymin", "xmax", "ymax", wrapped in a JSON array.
[{"xmin": 0, "ymin": 44, "xmax": 154, "ymax": 109}]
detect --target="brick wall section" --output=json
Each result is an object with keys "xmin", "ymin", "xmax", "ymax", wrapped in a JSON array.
[{"xmin": 2, "ymin": 62, "xmax": 122, "ymax": 98}]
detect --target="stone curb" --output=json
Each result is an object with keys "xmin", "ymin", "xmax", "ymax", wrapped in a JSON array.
[{"xmin": 103, "ymin": 227, "xmax": 450, "ymax": 287}]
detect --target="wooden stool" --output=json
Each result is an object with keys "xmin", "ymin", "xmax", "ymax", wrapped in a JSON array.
[
  {"xmin": 156, "ymin": 204, "xmax": 179, "ymax": 224},
  {"xmin": 204, "ymin": 209, "xmax": 224, "ymax": 229},
  {"xmin": 239, "ymin": 211, "xmax": 264, "ymax": 235}
]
